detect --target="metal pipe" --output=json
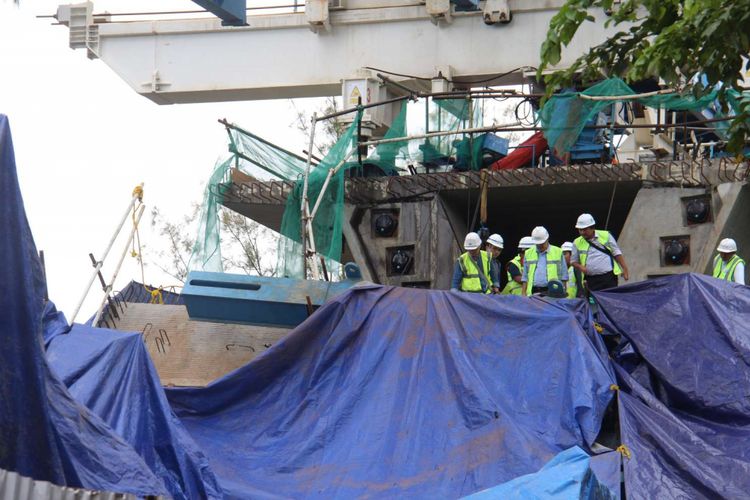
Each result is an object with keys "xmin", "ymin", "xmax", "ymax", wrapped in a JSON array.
[
  {"xmin": 360, "ymin": 115, "xmax": 738, "ymax": 147},
  {"xmin": 301, "ymin": 114, "xmax": 317, "ymax": 279},
  {"xmin": 219, "ymin": 118, "xmax": 310, "ymax": 163},
  {"xmin": 376, "ymin": 73, "xmax": 419, "ymax": 96},
  {"xmin": 314, "ymin": 95, "xmax": 413, "ymax": 122},
  {"xmin": 309, "ymin": 149, "xmax": 356, "ymax": 220},
  {"xmin": 361, "ymin": 122, "xmax": 522, "ymax": 146},
  {"xmin": 92, "ymin": 204, "xmax": 146, "ymax": 326},
  {"xmin": 70, "ymin": 186, "xmax": 142, "ymax": 325}
]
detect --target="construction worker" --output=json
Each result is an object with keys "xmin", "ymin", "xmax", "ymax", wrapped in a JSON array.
[
  {"xmin": 502, "ymin": 236, "xmax": 532, "ymax": 295},
  {"xmin": 521, "ymin": 226, "xmax": 568, "ymax": 296},
  {"xmin": 485, "ymin": 234, "xmax": 504, "ymax": 294},
  {"xmin": 562, "ymin": 241, "xmax": 582, "ymax": 298},
  {"xmin": 451, "ymin": 232, "xmax": 497, "ymax": 293},
  {"xmin": 571, "ymin": 213, "xmax": 629, "ymax": 292},
  {"xmin": 712, "ymin": 238, "xmax": 745, "ymax": 284}
]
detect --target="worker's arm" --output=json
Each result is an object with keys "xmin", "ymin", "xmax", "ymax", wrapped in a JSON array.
[
  {"xmin": 614, "ymin": 255, "xmax": 630, "ymax": 281},
  {"xmin": 734, "ymin": 262, "xmax": 745, "ymax": 285},
  {"xmin": 570, "ymin": 246, "xmax": 588, "ymax": 275},
  {"xmin": 521, "ymin": 281, "xmax": 527, "ymax": 296},
  {"xmin": 450, "ymin": 261, "xmax": 463, "ymax": 291},
  {"xmin": 521, "ymin": 261, "xmax": 529, "ymax": 296},
  {"xmin": 490, "ymin": 260, "xmax": 501, "ymax": 291},
  {"xmin": 608, "ymin": 236, "xmax": 629, "ymax": 280},
  {"xmin": 508, "ymin": 262, "xmax": 523, "ymax": 284}
]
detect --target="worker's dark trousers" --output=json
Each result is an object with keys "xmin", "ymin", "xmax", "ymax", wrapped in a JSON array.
[{"xmin": 586, "ymin": 271, "xmax": 618, "ymax": 291}]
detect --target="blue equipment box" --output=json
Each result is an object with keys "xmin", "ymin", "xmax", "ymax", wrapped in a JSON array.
[
  {"xmin": 482, "ymin": 133, "xmax": 509, "ymax": 156},
  {"xmin": 182, "ymin": 271, "xmax": 359, "ymax": 328}
]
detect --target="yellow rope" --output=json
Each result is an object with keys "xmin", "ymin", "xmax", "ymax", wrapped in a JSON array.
[
  {"xmin": 132, "ymin": 184, "xmax": 144, "ymax": 201},
  {"xmin": 616, "ymin": 444, "xmax": 632, "ymax": 460},
  {"xmin": 610, "ymin": 384, "xmax": 620, "ymax": 391},
  {"xmin": 594, "ymin": 322, "xmax": 604, "ymax": 333},
  {"xmin": 149, "ymin": 288, "xmax": 164, "ymax": 304}
]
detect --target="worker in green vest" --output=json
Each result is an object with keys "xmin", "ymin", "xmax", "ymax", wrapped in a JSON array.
[
  {"xmin": 562, "ymin": 241, "xmax": 582, "ymax": 298},
  {"xmin": 502, "ymin": 236, "xmax": 533, "ymax": 295},
  {"xmin": 521, "ymin": 226, "xmax": 568, "ymax": 296},
  {"xmin": 450, "ymin": 232, "xmax": 497, "ymax": 293},
  {"xmin": 571, "ymin": 213, "xmax": 629, "ymax": 292},
  {"xmin": 712, "ymin": 238, "xmax": 745, "ymax": 284}
]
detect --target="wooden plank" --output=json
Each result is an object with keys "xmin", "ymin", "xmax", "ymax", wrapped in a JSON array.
[{"xmin": 113, "ymin": 303, "xmax": 290, "ymax": 387}]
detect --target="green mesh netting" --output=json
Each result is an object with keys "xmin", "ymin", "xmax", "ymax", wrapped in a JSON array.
[
  {"xmin": 539, "ymin": 78, "xmax": 744, "ymax": 154},
  {"xmin": 228, "ymin": 126, "xmax": 306, "ymax": 181},
  {"xmin": 420, "ymin": 98, "xmax": 483, "ymax": 169},
  {"xmin": 351, "ymin": 101, "xmax": 408, "ymax": 175},
  {"xmin": 276, "ymin": 111, "xmax": 363, "ymax": 278},
  {"xmin": 188, "ymin": 156, "xmax": 233, "ymax": 272},
  {"xmin": 189, "ymin": 97, "xmax": 494, "ymax": 278}
]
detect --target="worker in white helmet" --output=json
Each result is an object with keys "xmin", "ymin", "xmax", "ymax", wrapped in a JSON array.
[
  {"xmin": 485, "ymin": 233, "xmax": 505, "ymax": 293},
  {"xmin": 571, "ymin": 213, "xmax": 629, "ymax": 292},
  {"xmin": 502, "ymin": 236, "xmax": 533, "ymax": 295},
  {"xmin": 712, "ymin": 238, "xmax": 745, "ymax": 284},
  {"xmin": 521, "ymin": 227, "xmax": 568, "ymax": 296},
  {"xmin": 562, "ymin": 241, "xmax": 581, "ymax": 298},
  {"xmin": 451, "ymin": 232, "xmax": 498, "ymax": 293}
]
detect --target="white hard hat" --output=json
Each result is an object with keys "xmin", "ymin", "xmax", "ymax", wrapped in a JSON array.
[
  {"xmin": 575, "ymin": 213, "xmax": 596, "ymax": 229},
  {"xmin": 562, "ymin": 241, "xmax": 575, "ymax": 252},
  {"xmin": 717, "ymin": 238, "xmax": 738, "ymax": 253},
  {"xmin": 518, "ymin": 236, "xmax": 534, "ymax": 249},
  {"xmin": 464, "ymin": 232, "xmax": 482, "ymax": 250},
  {"xmin": 487, "ymin": 233, "xmax": 504, "ymax": 249},
  {"xmin": 531, "ymin": 226, "xmax": 549, "ymax": 245}
]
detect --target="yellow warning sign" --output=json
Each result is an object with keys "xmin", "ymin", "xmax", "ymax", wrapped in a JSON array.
[{"xmin": 348, "ymin": 86, "xmax": 361, "ymax": 106}]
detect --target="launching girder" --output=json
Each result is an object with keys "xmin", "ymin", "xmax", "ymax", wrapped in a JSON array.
[{"xmin": 55, "ymin": 0, "xmax": 620, "ymax": 104}]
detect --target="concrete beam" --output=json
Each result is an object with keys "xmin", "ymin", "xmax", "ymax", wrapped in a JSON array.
[{"xmin": 58, "ymin": 0, "xmax": 621, "ymax": 104}]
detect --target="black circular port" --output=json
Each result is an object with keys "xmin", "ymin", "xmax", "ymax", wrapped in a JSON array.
[
  {"xmin": 664, "ymin": 240, "xmax": 688, "ymax": 265},
  {"xmin": 391, "ymin": 250, "xmax": 412, "ymax": 274},
  {"xmin": 374, "ymin": 213, "xmax": 397, "ymax": 237},
  {"xmin": 686, "ymin": 199, "xmax": 710, "ymax": 224}
]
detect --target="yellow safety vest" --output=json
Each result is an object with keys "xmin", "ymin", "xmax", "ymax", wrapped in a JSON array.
[
  {"xmin": 567, "ymin": 271, "xmax": 578, "ymax": 298},
  {"xmin": 574, "ymin": 230, "xmax": 622, "ymax": 276},
  {"xmin": 712, "ymin": 254, "xmax": 744, "ymax": 282},
  {"xmin": 501, "ymin": 255, "xmax": 523, "ymax": 295},
  {"xmin": 524, "ymin": 245, "xmax": 564, "ymax": 296},
  {"xmin": 458, "ymin": 251, "xmax": 492, "ymax": 294}
]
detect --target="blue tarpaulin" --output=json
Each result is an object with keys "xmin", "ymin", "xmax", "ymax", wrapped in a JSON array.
[
  {"xmin": 44, "ymin": 308, "xmax": 222, "ymax": 499},
  {"xmin": 464, "ymin": 446, "xmax": 616, "ymax": 499},
  {"xmin": 166, "ymin": 288, "xmax": 616, "ymax": 498},
  {"xmin": 595, "ymin": 274, "xmax": 750, "ymax": 499},
  {"xmin": 0, "ymin": 113, "xmax": 167, "ymax": 496},
  {"xmin": 10, "ymin": 105, "xmax": 750, "ymax": 498}
]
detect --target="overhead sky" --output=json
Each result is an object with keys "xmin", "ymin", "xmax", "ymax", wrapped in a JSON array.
[{"xmin": 0, "ymin": 1, "xmax": 327, "ymax": 320}]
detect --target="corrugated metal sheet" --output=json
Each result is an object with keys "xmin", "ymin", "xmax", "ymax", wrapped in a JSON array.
[{"xmin": 0, "ymin": 468, "xmax": 138, "ymax": 500}]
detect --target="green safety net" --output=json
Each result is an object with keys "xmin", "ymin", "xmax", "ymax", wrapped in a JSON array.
[
  {"xmin": 228, "ymin": 127, "xmax": 306, "ymax": 181},
  {"xmin": 421, "ymin": 98, "xmax": 484, "ymax": 170},
  {"xmin": 188, "ymin": 124, "xmax": 308, "ymax": 274},
  {"xmin": 348, "ymin": 101, "xmax": 407, "ymax": 175},
  {"xmin": 539, "ymin": 77, "xmax": 746, "ymax": 154},
  {"xmin": 276, "ymin": 110, "xmax": 363, "ymax": 278},
  {"xmin": 189, "ymin": 98, "xmax": 493, "ymax": 278},
  {"xmin": 187, "ymin": 156, "xmax": 233, "ymax": 272}
]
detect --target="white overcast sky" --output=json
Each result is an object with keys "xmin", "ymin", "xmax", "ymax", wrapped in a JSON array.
[{"xmin": 0, "ymin": 0, "xmax": 327, "ymax": 320}]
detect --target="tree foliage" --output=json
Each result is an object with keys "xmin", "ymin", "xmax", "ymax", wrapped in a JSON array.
[
  {"xmin": 291, "ymin": 97, "xmax": 347, "ymax": 158},
  {"xmin": 538, "ymin": 0, "xmax": 750, "ymax": 151},
  {"xmin": 150, "ymin": 205, "xmax": 275, "ymax": 283}
]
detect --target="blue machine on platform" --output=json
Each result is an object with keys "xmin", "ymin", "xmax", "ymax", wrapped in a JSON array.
[{"xmin": 181, "ymin": 265, "xmax": 362, "ymax": 328}]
